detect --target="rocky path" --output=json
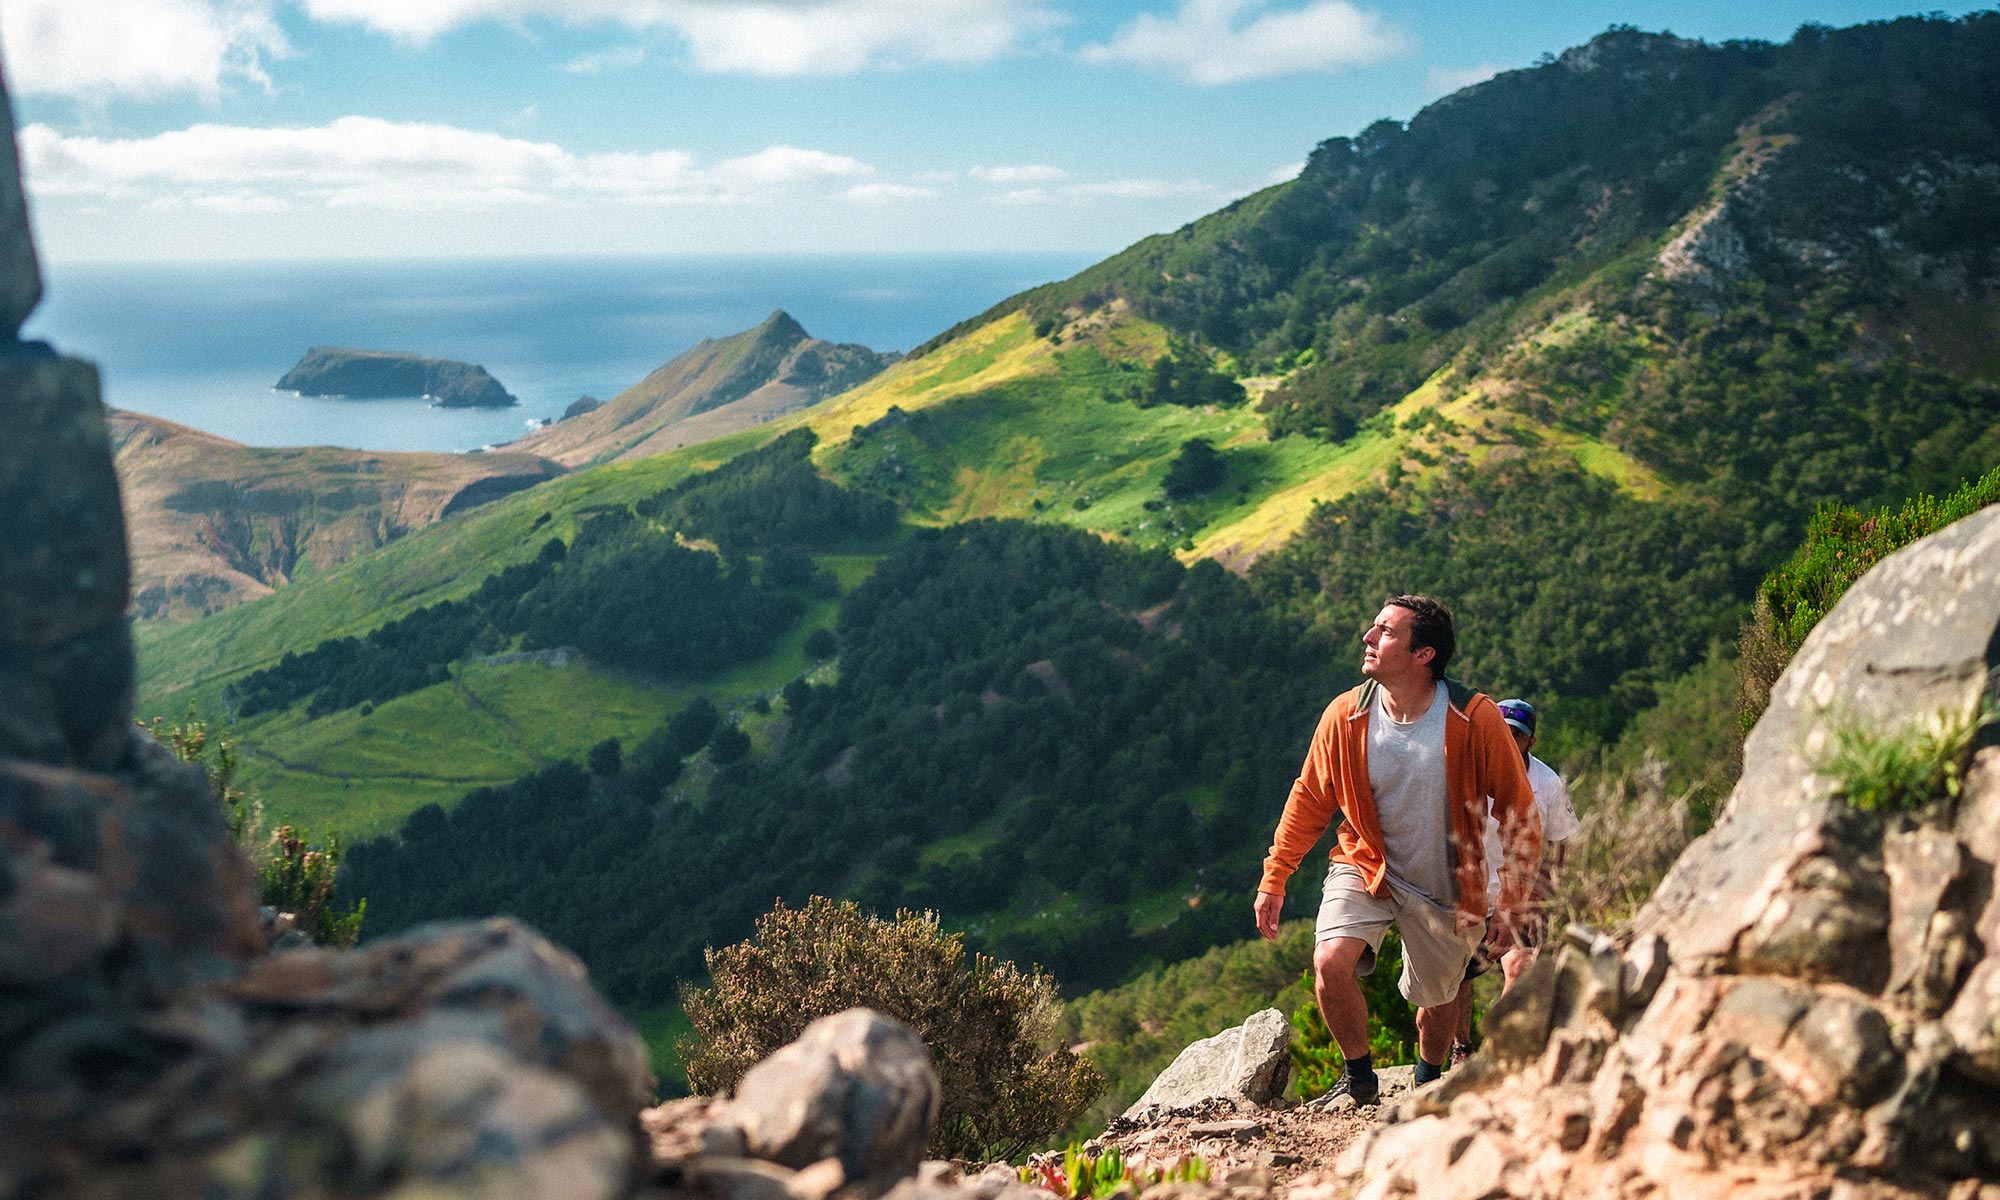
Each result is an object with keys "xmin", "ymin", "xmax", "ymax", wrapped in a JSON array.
[{"xmin": 1076, "ymin": 1067, "xmax": 1424, "ymax": 1197}]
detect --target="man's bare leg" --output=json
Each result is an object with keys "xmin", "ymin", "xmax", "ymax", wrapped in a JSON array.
[
  {"xmin": 1312, "ymin": 936, "xmax": 1373, "ymax": 1057},
  {"xmin": 1450, "ymin": 977, "xmax": 1474, "ymax": 1043},
  {"xmin": 1414, "ymin": 1001, "xmax": 1454, "ymax": 1069}
]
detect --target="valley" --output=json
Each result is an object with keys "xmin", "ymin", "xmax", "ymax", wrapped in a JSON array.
[{"xmin": 116, "ymin": 12, "xmax": 2000, "ymax": 1114}]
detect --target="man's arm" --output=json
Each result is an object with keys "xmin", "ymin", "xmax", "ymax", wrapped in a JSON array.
[{"xmin": 1253, "ymin": 703, "xmax": 1344, "ymax": 940}]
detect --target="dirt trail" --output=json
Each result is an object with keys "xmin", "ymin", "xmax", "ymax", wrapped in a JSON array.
[{"xmin": 1075, "ymin": 1068, "xmax": 1425, "ymax": 1196}]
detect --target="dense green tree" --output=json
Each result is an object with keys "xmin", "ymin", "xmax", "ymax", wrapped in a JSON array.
[{"xmin": 1163, "ymin": 438, "xmax": 1227, "ymax": 499}]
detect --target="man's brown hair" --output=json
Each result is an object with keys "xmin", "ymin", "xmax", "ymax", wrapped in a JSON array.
[{"xmin": 1386, "ymin": 594, "xmax": 1455, "ymax": 681}]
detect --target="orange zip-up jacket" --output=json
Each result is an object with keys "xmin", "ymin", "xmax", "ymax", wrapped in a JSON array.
[{"xmin": 1259, "ymin": 679, "xmax": 1543, "ymax": 931}]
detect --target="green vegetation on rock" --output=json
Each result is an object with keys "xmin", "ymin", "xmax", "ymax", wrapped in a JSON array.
[{"xmin": 1740, "ymin": 464, "xmax": 2000, "ymax": 727}]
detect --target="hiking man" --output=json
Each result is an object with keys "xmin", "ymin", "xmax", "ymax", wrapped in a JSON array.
[
  {"xmin": 1447, "ymin": 697, "xmax": 1582, "ymax": 1063},
  {"xmin": 1253, "ymin": 595, "xmax": 1542, "ymax": 1107}
]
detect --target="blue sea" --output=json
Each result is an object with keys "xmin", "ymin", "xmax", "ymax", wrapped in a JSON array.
[{"xmin": 20, "ymin": 253, "xmax": 1095, "ymax": 454}]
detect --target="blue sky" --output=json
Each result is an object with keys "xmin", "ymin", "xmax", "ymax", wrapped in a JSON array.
[{"xmin": 8, "ymin": 0, "xmax": 1991, "ymax": 262}]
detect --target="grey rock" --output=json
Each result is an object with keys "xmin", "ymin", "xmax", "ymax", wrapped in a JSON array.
[
  {"xmin": 0, "ymin": 66, "xmax": 39, "ymax": 336},
  {"xmin": 306, "ymin": 1037, "xmax": 633, "ymax": 1196},
  {"xmin": 1636, "ymin": 506, "xmax": 2000, "ymax": 969},
  {"xmin": 1884, "ymin": 822, "xmax": 1974, "ymax": 1015},
  {"xmin": 1619, "ymin": 935, "xmax": 1669, "ymax": 1012},
  {"xmin": 1786, "ymin": 992, "xmax": 1899, "ymax": 1105},
  {"xmin": 684, "ymin": 1157, "xmax": 805, "ymax": 1200},
  {"xmin": 1706, "ymin": 976, "xmax": 1811, "ymax": 1051},
  {"xmin": 786, "ymin": 1156, "xmax": 848, "ymax": 1200},
  {"xmin": 0, "ymin": 353, "xmax": 132, "ymax": 767},
  {"xmin": 729, "ymin": 1008, "xmax": 939, "ymax": 1189},
  {"xmin": 1186, "ymin": 1119, "xmax": 1263, "ymax": 1141},
  {"xmin": 1476, "ymin": 953, "xmax": 1562, "ymax": 1065},
  {"xmin": 1125, "ymin": 1007, "xmax": 1293, "ymax": 1115}
]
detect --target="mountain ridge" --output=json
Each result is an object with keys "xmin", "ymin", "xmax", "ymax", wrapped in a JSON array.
[
  {"xmin": 513, "ymin": 309, "xmax": 899, "ymax": 467},
  {"xmin": 110, "ymin": 408, "xmax": 564, "ymax": 622}
]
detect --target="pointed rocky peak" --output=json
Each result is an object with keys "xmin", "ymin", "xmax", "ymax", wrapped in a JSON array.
[{"xmin": 748, "ymin": 309, "xmax": 811, "ymax": 349}]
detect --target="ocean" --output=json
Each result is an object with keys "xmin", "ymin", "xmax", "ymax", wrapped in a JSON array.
[{"xmin": 20, "ymin": 253, "xmax": 1096, "ymax": 454}]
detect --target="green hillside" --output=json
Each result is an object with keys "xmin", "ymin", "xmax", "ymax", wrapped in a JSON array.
[{"xmin": 131, "ymin": 14, "xmax": 2000, "ymax": 1051}]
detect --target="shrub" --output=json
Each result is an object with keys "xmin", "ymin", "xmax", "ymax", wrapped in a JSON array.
[
  {"xmin": 1739, "ymin": 464, "xmax": 2000, "ymax": 729},
  {"xmin": 262, "ymin": 826, "xmax": 366, "ymax": 948},
  {"xmin": 142, "ymin": 705, "xmax": 256, "ymax": 841},
  {"xmin": 680, "ymin": 896, "xmax": 1104, "ymax": 1161},
  {"xmin": 1546, "ymin": 752, "xmax": 1700, "ymax": 933},
  {"xmin": 141, "ymin": 708, "xmax": 364, "ymax": 946}
]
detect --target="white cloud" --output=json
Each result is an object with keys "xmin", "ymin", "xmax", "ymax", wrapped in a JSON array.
[
  {"xmin": 1424, "ymin": 62, "xmax": 1507, "ymax": 96},
  {"xmin": 1267, "ymin": 160, "xmax": 1305, "ymax": 184},
  {"xmin": 561, "ymin": 44, "xmax": 649, "ymax": 74},
  {"xmin": 18, "ymin": 118, "xmax": 876, "ymax": 211},
  {"xmin": 711, "ymin": 144, "xmax": 872, "ymax": 187},
  {"xmin": 300, "ymin": 0, "xmax": 1062, "ymax": 75},
  {"xmin": 987, "ymin": 177, "xmax": 1216, "ymax": 205},
  {"xmin": 969, "ymin": 164, "xmax": 1068, "ymax": 184},
  {"xmin": 844, "ymin": 183, "xmax": 941, "ymax": 204},
  {"xmin": 0, "ymin": 0, "xmax": 289, "ymax": 100},
  {"xmin": 1066, "ymin": 178, "xmax": 1213, "ymax": 200},
  {"xmin": 1081, "ymin": 0, "xmax": 1407, "ymax": 85}
]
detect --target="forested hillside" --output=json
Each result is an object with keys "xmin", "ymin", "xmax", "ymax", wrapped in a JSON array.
[
  {"xmin": 126, "ymin": 13, "xmax": 2000, "ymax": 1090},
  {"xmin": 341, "ymin": 514, "xmax": 1341, "ymax": 1004},
  {"xmin": 945, "ymin": 14, "xmax": 2000, "ymax": 749}
]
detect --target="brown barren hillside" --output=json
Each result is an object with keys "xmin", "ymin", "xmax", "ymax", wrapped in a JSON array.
[
  {"xmin": 110, "ymin": 409, "xmax": 563, "ymax": 622},
  {"xmin": 516, "ymin": 309, "xmax": 897, "ymax": 467}
]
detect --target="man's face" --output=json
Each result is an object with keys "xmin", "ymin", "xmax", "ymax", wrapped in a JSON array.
[
  {"xmin": 1510, "ymin": 725, "xmax": 1533, "ymax": 758},
  {"xmin": 1361, "ymin": 604, "xmax": 1433, "ymax": 684}
]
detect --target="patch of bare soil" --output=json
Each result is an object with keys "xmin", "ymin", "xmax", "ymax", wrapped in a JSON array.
[{"xmin": 1064, "ymin": 1067, "xmax": 1424, "ymax": 1197}]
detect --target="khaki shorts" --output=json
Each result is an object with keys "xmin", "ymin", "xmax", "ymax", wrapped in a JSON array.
[{"xmin": 1316, "ymin": 862, "xmax": 1483, "ymax": 1009}]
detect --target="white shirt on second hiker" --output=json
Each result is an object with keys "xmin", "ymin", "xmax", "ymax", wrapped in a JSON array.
[{"xmin": 1483, "ymin": 754, "xmax": 1578, "ymax": 899}]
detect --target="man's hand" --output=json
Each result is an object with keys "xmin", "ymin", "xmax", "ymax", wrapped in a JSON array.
[
  {"xmin": 1485, "ymin": 910, "xmax": 1521, "ymax": 955},
  {"xmin": 1254, "ymin": 891, "xmax": 1284, "ymax": 941}
]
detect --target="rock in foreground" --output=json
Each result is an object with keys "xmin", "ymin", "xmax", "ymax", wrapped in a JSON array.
[{"xmin": 277, "ymin": 345, "xmax": 517, "ymax": 408}]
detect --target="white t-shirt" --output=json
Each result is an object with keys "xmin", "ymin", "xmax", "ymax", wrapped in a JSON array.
[
  {"xmin": 1368, "ymin": 680, "xmax": 1454, "ymax": 908},
  {"xmin": 1484, "ymin": 754, "xmax": 1579, "ymax": 899}
]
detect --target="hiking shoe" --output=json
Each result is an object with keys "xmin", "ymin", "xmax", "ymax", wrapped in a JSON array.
[
  {"xmin": 1307, "ymin": 1071, "xmax": 1379, "ymax": 1112},
  {"xmin": 1451, "ymin": 1041, "xmax": 1475, "ymax": 1068}
]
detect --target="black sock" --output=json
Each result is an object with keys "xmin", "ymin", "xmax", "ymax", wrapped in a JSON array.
[
  {"xmin": 1345, "ymin": 1053, "xmax": 1376, "ymax": 1084},
  {"xmin": 1413, "ymin": 1057, "xmax": 1442, "ymax": 1085}
]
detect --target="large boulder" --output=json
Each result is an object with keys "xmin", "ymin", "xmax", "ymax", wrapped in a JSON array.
[
  {"xmin": 0, "ymin": 65, "xmax": 38, "ymax": 337},
  {"xmin": 1339, "ymin": 506, "xmax": 2000, "ymax": 1198},
  {"xmin": 639, "ymin": 1009, "xmax": 944, "ymax": 1200},
  {"xmin": 728, "ymin": 1009, "xmax": 940, "ymax": 1190},
  {"xmin": 1124, "ymin": 1008, "xmax": 1293, "ymax": 1117}
]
